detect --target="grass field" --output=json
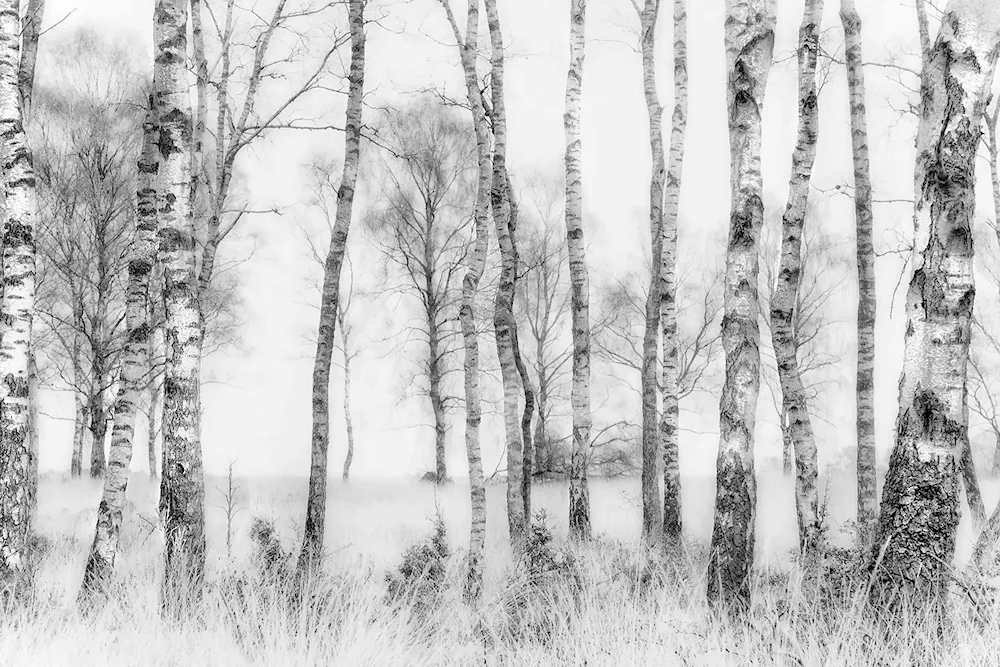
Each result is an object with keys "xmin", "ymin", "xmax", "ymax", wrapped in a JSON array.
[{"xmin": 2, "ymin": 470, "xmax": 999, "ymax": 666}]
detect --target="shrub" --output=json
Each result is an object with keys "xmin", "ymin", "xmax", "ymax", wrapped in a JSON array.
[{"xmin": 385, "ymin": 512, "xmax": 450, "ymax": 618}]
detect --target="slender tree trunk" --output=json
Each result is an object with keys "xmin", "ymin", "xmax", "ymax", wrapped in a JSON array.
[
  {"xmin": 146, "ymin": 366, "xmax": 162, "ymax": 481},
  {"xmin": 71, "ymin": 395, "xmax": 86, "ymax": 479},
  {"xmin": 781, "ymin": 407, "xmax": 793, "ymax": 476},
  {"xmin": 0, "ymin": 0, "xmax": 40, "ymax": 601},
  {"xmin": 637, "ymin": 0, "xmax": 665, "ymax": 544},
  {"xmin": 89, "ymin": 385, "xmax": 107, "ymax": 478},
  {"xmin": 841, "ymin": 0, "xmax": 878, "ymax": 551},
  {"xmin": 707, "ymin": 0, "xmax": 774, "ymax": 612},
  {"xmin": 154, "ymin": 0, "xmax": 208, "ymax": 610},
  {"xmin": 565, "ymin": 0, "xmax": 592, "ymax": 541},
  {"xmin": 484, "ymin": 0, "xmax": 526, "ymax": 551},
  {"xmin": 994, "ymin": 429, "xmax": 1000, "ymax": 478},
  {"xmin": 770, "ymin": 0, "xmax": 823, "ymax": 557},
  {"xmin": 513, "ymin": 325, "xmax": 535, "ymax": 527},
  {"xmin": 661, "ymin": 0, "xmax": 687, "ymax": 548},
  {"xmin": 534, "ymin": 352, "xmax": 548, "ymax": 475},
  {"xmin": 26, "ymin": 352, "xmax": 37, "ymax": 519},
  {"xmin": 17, "ymin": 0, "xmax": 43, "ymax": 115},
  {"xmin": 427, "ymin": 324, "xmax": 449, "ymax": 483},
  {"xmin": 868, "ymin": 1, "xmax": 1000, "ymax": 617},
  {"xmin": 961, "ymin": 388, "xmax": 985, "ymax": 528},
  {"xmin": 439, "ymin": 0, "xmax": 492, "ymax": 605},
  {"xmin": 80, "ymin": 102, "xmax": 159, "ymax": 607},
  {"xmin": 341, "ymin": 354, "xmax": 355, "ymax": 482},
  {"xmin": 297, "ymin": 0, "xmax": 365, "ymax": 576}
]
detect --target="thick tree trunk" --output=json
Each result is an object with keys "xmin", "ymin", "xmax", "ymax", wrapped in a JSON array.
[
  {"xmin": 439, "ymin": 0, "xmax": 492, "ymax": 604},
  {"xmin": 565, "ymin": 0, "xmax": 592, "ymax": 541},
  {"xmin": 80, "ymin": 103, "xmax": 159, "ymax": 607},
  {"xmin": 17, "ymin": 0, "xmax": 43, "ymax": 114},
  {"xmin": 154, "ymin": 0, "xmax": 208, "ymax": 610},
  {"xmin": 427, "ymin": 325, "xmax": 448, "ymax": 483},
  {"xmin": 637, "ymin": 0, "xmax": 666, "ymax": 544},
  {"xmin": 297, "ymin": 0, "xmax": 365, "ymax": 576},
  {"xmin": 661, "ymin": 0, "xmax": 687, "ymax": 548},
  {"xmin": 146, "ymin": 361, "xmax": 162, "ymax": 481},
  {"xmin": 841, "ymin": 0, "xmax": 878, "ymax": 551},
  {"xmin": 781, "ymin": 407, "xmax": 793, "ymax": 476},
  {"xmin": 0, "ymin": 0, "xmax": 40, "ymax": 601},
  {"xmin": 868, "ymin": 1, "xmax": 1000, "ymax": 617},
  {"xmin": 770, "ymin": 0, "xmax": 823, "ymax": 557},
  {"xmin": 513, "ymin": 324, "xmax": 535, "ymax": 527},
  {"xmin": 484, "ymin": 0, "xmax": 527, "ymax": 551},
  {"xmin": 707, "ymin": 0, "xmax": 774, "ymax": 612}
]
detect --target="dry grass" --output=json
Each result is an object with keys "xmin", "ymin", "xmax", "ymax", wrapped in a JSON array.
[{"xmin": 2, "ymin": 471, "xmax": 999, "ymax": 666}]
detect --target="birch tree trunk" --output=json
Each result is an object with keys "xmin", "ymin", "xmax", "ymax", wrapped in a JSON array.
[
  {"xmin": 0, "ymin": 0, "xmax": 40, "ymax": 600},
  {"xmin": 483, "ymin": 0, "xmax": 527, "ymax": 551},
  {"xmin": 339, "ymin": 306, "xmax": 355, "ymax": 482},
  {"xmin": 154, "ymin": 0, "xmax": 208, "ymax": 609},
  {"xmin": 513, "ymin": 323, "xmax": 535, "ymax": 527},
  {"xmin": 706, "ymin": 0, "xmax": 774, "ymax": 612},
  {"xmin": 961, "ymin": 389, "xmax": 985, "ymax": 527},
  {"xmin": 770, "ymin": 0, "xmax": 823, "ymax": 557},
  {"xmin": 439, "ymin": 0, "xmax": 492, "ymax": 603},
  {"xmin": 297, "ymin": 0, "xmax": 365, "ymax": 576},
  {"xmin": 661, "ymin": 0, "xmax": 687, "ymax": 547},
  {"xmin": 71, "ymin": 393, "xmax": 86, "ymax": 479},
  {"xmin": 80, "ymin": 103, "xmax": 158, "ymax": 606},
  {"xmin": 868, "ymin": 0, "xmax": 1000, "ymax": 616},
  {"xmin": 565, "ymin": 0, "xmax": 592, "ymax": 541},
  {"xmin": 26, "ymin": 352, "xmax": 36, "ymax": 519},
  {"xmin": 841, "ymin": 0, "xmax": 878, "ymax": 550},
  {"xmin": 636, "ymin": 0, "xmax": 665, "ymax": 543},
  {"xmin": 427, "ymin": 318, "xmax": 448, "ymax": 482},
  {"xmin": 88, "ymin": 383, "xmax": 107, "ymax": 478}
]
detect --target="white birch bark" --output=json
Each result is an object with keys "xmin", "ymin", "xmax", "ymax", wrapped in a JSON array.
[
  {"xmin": 661, "ymin": 0, "xmax": 687, "ymax": 547},
  {"xmin": 154, "ymin": 0, "xmax": 207, "ymax": 608},
  {"xmin": 0, "ymin": 0, "xmax": 40, "ymax": 599},
  {"xmin": 439, "ymin": 0, "xmax": 492, "ymax": 603},
  {"xmin": 80, "ymin": 102, "xmax": 159, "ymax": 605},
  {"xmin": 770, "ymin": 0, "xmax": 823, "ymax": 556},
  {"xmin": 869, "ymin": 0, "xmax": 1000, "ymax": 615},
  {"xmin": 707, "ymin": 0, "xmax": 774, "ymax": 611},
  {"xmin": 565, "ymin": 0, "xmax": 593, "ymax": 541},
  {"xmin": 297, "ymin": 0, "xmax": 365, "ymax": 576},
  {"xmin": 841, "ymin": 0, "xmax": 878, "ymax": 550}
]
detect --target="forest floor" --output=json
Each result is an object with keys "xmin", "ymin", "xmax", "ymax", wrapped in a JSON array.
[{"xmin": 2, "ymin": 471, "xmax": 999, "ymax": 665}]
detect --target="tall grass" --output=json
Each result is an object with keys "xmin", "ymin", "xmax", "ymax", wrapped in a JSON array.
[{"xmin": 2, "ymin": 472, "xmax": 998, "ymax": 665}]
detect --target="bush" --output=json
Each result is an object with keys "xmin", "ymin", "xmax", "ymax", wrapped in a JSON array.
[
  {"xmin": 385, "ymin": 512, "xmax": 450, "ymax": 618},
  {"xmin": 249, "ymin": 517, "xmax": 290, "ymax": 581}
]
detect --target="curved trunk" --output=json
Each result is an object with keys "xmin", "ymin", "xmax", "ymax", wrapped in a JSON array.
[
  {"xmin": 868, "ymin": 2, "xmax": 1000, "ymax": 617},
  {"xmin": 341, "ymin": 354, "xmax": 355, "ymax": 482},
  {"xmin": 297, "ymin": 0, "xmax": 365, "ymax": 576},
  {"xmin": 770, "ymin": 0, "xmax": 823, "ymax": 557},
  {"xmin": 513, "ymin": 324, "xmax": 535, "ymax": 527},
  {"xmin": 661, "ymin": 0, "xmax": 688, "ymax": 548},
  {"xmin": 565, "ymin": 0, "xmax": 592, "ymax": 541},
  {"xmin": 427, "ymin": 323, "xmax": 448, "ymax": 483},
  {"xmin": 80, "ymin": 103, "xmax": 159, "ymax": 607},
  {"xmin": 154, "ymin": 0, "xmax": 207, "ymax": 610},
  {"xmin": 0, "ymin": 0, "xmax": 41, "ymax": 597},
  {"xmin": 637, "ymin": 0, "xmax": 665, "ymax": 543},
  {"xmin": 707, "ymin": 0, "xmax": 774, "ymax": 612}
]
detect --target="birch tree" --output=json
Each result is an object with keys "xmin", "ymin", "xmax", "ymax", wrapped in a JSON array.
[
  {"xmin": 0, "ymin": 0, "xmax": 41, "ymax": 600},
  {"xmin": 438, "ymin": 0, "xmax": 492, "ymax": 603},
  {"xmin": 79, "ymin": 100, "xmax": 158, "ymax": 607},
  {"xmin": 661, "ymin": 0, "xmax": 687, "ymax": 547},
  {"xmin": 707, "ymin": 0, "xmax": 774, "ymax": 611},
  {"xmin": 297, "ymin": 0, "xmax": 365, "ymax": 576},
  {"xmin": 565, "ymin": 0, "xmax": 593, "ymax": 541},
  {"xmin": 868, "ymin": 0, "xmax": 1000, "ymax": 617},
  {"xmin": 769, "ymin": 0, "xmax": 823, "ymax": 556},
  {"xmin": 840, "ymin": 0, "xmax": 878, "ymax": 550}
]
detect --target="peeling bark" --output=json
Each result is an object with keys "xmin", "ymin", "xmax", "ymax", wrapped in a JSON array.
[
  {"xmin": 661, "ymin": 0, "xmax": 687, "ymax": 548},
  {"xmin": 0, "ymin": 0, "xmax": 40, "ymax": 601},
  {"xmin": 80, "ymin": 102, "xmax": 159, "ymax": 607},
  {"xmin": 565, "ymin": 0, "xmax": 592, "ymax": 541},
  {"xmin": 707, "ymin": 0, "xmax": 774, "ymax": 612},
  {"xmin": 770, "ymin": 0, "xmax": 823, "ymax": 557},
  {"xmin": 868, "ymin": 0, "xmax": 1000, "ymax": 618},
  {"xmin": 297, "ymin": 0, "xmax": 365, "ymax": 576},
  {"xmin": 841, "ymin": 0, "xmax": 878, "ymax": 551},
  {"xmin": 439, "ymin": 0, "xmax": 492, "ymax": 603}
]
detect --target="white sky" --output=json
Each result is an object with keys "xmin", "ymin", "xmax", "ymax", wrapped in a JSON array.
[{"xmin": 32, "ymin": 0, "xmax": 1000, "ymax": 481}]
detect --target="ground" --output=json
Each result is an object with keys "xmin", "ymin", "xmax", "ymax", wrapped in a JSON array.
[{"xmin": 2, "ymin": 468, "xmax": 999, "ymax": 665}]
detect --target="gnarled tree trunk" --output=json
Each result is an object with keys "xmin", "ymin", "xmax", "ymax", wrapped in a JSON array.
[
  {"xmin": 840, "ymin": 0, "xmax": 877, "ymax": 550},
  {"xmin": 707, "ymin": 0, "xmax": 774, "ymax": 612},
  {"xmin": 80, "ymin": 101, "xmax": 159, "ymax": 607},
  {"xmin": 565, "ymin": 0, "xmax": 592, "ymax": 541},
  {"xmin": 297, "ymin": 0, "xmax": 365, "ymax": 576},
  {"xmin": 770, "ymin": 0, "xmax": 823, "ymax": 557},
  {"xmin": 661, "ymin": 0, "xmax": 687, "ymax": 548},
  {"xmin": 868, "ymin": 0, "xmax": 1000, "ymax": 618}
]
